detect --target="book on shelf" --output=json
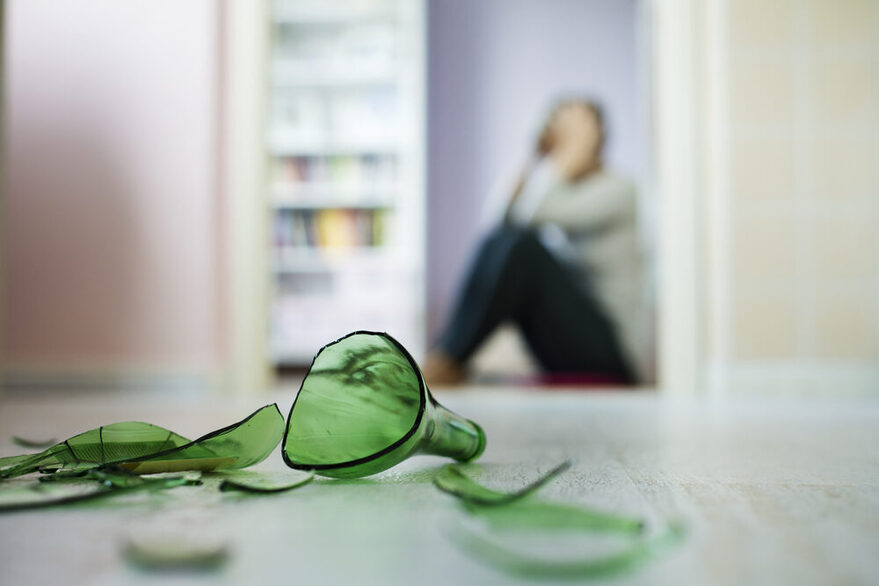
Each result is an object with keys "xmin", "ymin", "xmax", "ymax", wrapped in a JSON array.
[
  {"xmin": 273, "ymin": 154, "xmax": 397, "ymax": 190},
  {"xmin": 274, "ymin": 208, "xmax": 387, "ymax": 251}
]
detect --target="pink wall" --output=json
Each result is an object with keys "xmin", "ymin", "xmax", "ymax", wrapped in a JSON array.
[{"xmin": 2, "ymin": 0, "xmax": 222, "ymax": 371}]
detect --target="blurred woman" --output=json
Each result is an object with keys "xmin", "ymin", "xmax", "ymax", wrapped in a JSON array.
[{"xmin": 423, "ymin": 98, "xmax": 647, "ymax": 386}]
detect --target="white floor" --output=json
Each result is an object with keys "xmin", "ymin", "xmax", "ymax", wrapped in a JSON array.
[{"xmin": 1, "ymin": 388, "xmax": 878, "ymax": 585}]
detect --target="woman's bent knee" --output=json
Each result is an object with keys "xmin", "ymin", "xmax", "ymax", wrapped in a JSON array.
[{"xmin": 481, "ymin": 225, "xmax": 539, "ymax": 257}]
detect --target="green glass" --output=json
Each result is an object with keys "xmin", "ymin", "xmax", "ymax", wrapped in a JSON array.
[
  {"xmin": 451, "ymin": 522, "xmax": 686, "ymax": 580},
  {"xmin": 0, "ymin": 404, "xmax": 284, "ymax": 479},
  {"xmin": 218, "ymin": 473, "xmax": 314, "ymax": 494},
  {"xmin": 12, "ymin": 436, "xmax": 57, "ymax": 449},
  {"xmin": 434, "ymin": 461, "xmax": 572, "ymax": 506},
  {"xmin": 123, "ymin": 404, "xmax": 284, "ymax": 474},
  {"xmin": 0, "ymin": 422, "xmax": 191, "ymax": 479},
  {"xmin": 0, "ymin": 467, "xmax": 200, "ymax": 513},
  {"xmin": 433, "ymin": 462, "xmax": 682, "ymax": 579},
  {"xmin": 283, "ymin": 331, "xmax": 486, "ymax": 478}
]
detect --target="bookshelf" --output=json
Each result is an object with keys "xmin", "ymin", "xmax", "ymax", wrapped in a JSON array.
[{"xmin": 266, "ymin": 0, "xmax": 425, "ymax": 365}]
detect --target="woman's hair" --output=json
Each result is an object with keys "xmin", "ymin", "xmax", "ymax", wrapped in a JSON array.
[{"xmin": 536, "ymin": 97, "xmax": 606, "ymax": 157}]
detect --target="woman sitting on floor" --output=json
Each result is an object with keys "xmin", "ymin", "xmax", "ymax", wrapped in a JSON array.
[{"xmin": 423, "ymin": 98, "xmax": 648, "ymax": 386}]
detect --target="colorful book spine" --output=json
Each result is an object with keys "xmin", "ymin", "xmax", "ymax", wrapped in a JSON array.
[{"xmin": 277, "ymin": 209, "xmax": 386, "ymax": 252}]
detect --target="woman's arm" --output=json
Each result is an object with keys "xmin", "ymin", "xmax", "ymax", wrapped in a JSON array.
[
  {"xmin": 530, "ymin": 172, "xmax": 637, "ymax": 233},
  {"xmin": 501, "ymin": 166, "xmax": 530, "ymax": 224},
  {"xmin": 504, "ymin": 159, "xmax": 563, "ymax": 225}
]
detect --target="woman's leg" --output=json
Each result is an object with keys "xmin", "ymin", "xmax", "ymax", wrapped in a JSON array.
[
  {"xmin": 514, "ymin": 248, "xmax": 634, "ymax": 381},
  {"xmin": 436, "ymin": 225, "xmax": 534, "ymax": 362},
  {"xmin": 435, "ymin": 225, "xmax": 633, "ymax": 381}
]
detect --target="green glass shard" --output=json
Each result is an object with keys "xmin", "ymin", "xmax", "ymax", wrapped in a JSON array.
[
  {"xmin": 0, "ymin": 470, "xmax": 194, "ymax": 513},
  {"xmin": 1, "ymin": 423, "xmax": 193, "ymax": 479},
  {"xmin": 0, "ymin": 454, "xmax": 38, "ymax": 473},
  {"xmin": 218, "ymin": 473, "xmax": 314, "ymax": 494},
  {"xmin": 450, "ymin": 522, "xmax": 686, "ymax": 580},
  {"xmin": 434, "ymin": 461, "xmax": 683, "ymax": 578},
  {"xmin": 434, "ymin": 461, "xmax": 572, "ymax": 506},
  {"xmin": 35, "ymin": 467, "xmax": 199, "ymax": 489},
  {"xmin": 1, "ymin": 404, "xmax": 284, "ymax": 479},
  {"xmin": 12, "ymin": 436, "xmax": 57, "ymax": 449},
  {"xmin": 463, "ymin": 500, "xmax": 645, "ymax": 534},
  {"xmin": 123, "ymin": 540, "xmax": 229, "ymax": 572},
  {"xmin": 283, "ymin": 331, "xmax": 485, "ymax": 479},
  {"xmin": 121, "ymin": 404, "xmax": 285, "ymax": 474},
  {"xmin": 37, "ymin": 469, "xmax": 92, "ymax": 483}
]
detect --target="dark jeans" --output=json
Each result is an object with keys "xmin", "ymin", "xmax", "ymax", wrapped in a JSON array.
[{"xmin": 437, "ymin": 225, "xmax": 634, "ymax": 382}]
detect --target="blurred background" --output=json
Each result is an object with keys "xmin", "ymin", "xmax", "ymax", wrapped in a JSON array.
[{"xmin": 0, "ymin": 0, "xmax": 876, "ymax": 395}]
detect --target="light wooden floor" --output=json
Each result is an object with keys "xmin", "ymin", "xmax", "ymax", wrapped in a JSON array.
[{"xmin": 1, "ymin": 388, "xmax": 878, "ymax": 585}]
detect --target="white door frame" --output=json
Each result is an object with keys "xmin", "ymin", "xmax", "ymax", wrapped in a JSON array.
[
  {"xmin": 650, "ymin": 0, "xmax": 704, "ymax": 394},
  {"xmin": 221, "ymin": 0, "xmax": 272, "ymax": 396},
  {"xmin": 0, "ymin": 0, "xmax": 6, "ymax": 396}
]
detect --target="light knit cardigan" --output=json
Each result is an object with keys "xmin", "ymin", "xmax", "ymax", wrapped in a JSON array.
[{"xmin": 507, "ymin": 160, "xmax": 649, "ymax": 381}]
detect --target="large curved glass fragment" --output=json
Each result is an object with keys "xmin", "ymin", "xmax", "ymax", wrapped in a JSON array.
[
  {"xmin": 0, "ymin": 404, "xmax": 284, "ymax": 479},
  {"xmin": 121, "ymin": 404, "xmax": 285, "ymax": 474},
  {"xmin": 283, "ymin": 331, "xmax": 485, "ymax": 478},
  {"xmin": 433, "ymin": 462, "xmax": 684, "ymax": 579},
  {"xmin": 451, "ymin": 522, "xmax": 686, "ymax": 580}
]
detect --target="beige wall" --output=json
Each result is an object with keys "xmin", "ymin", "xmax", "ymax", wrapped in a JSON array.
[
  {"xmin": 706, "ymin": 0, "xmax": 879, "ymax": 390},
  {"xmin": 2, "ymin": 0, "xmax": 223, "ymax": 381}
]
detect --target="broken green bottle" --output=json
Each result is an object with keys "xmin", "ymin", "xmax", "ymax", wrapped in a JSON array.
[{"xmin": 282, "ymin": 331, "xmax": 485, "ymax": 478}]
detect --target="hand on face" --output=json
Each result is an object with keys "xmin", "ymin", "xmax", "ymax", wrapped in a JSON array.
[{"xmin": 547, "ymin": 104, "xmax": 602, "ymax": 181}]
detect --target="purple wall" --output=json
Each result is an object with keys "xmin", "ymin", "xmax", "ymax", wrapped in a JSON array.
[{"xmin": 426, "ymin": 0, "xmax": 640, "ymax": 339}]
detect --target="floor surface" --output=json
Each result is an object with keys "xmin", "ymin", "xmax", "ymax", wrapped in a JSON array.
[{"xmin": 1, "ymin": 388, "xmax": 878, "ymax": 585}]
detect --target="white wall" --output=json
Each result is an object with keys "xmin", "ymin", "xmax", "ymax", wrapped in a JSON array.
[
  {"xmin": 2, "ymin": 0, "xmax": 221, "ymax": 378},
  {"xmin": 426, "ymin": 0, "xmax": 640, "ymax": 338}
]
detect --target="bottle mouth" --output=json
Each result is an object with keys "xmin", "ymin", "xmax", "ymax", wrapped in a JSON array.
[{"xmin": 463, "ymin": 419, "xmax": 486, "ymax": 462}]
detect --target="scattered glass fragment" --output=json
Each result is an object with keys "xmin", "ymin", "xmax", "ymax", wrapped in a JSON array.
[
  {"xmin": 0, "ymin": 470, "xmax": 195, "ymax": 513},
  {"xmin": 463, "ymin": 500, "xmax": 645, "ymax": 534},
  {"xmin": 433, "ymin": 461, "xmax": 572, "ymax": 506},
  {"xmin": 0, "ymin": 422, "xmax": 192, "ymax": 479},
  {"xmin": 12, "ymin": 436, "xmax": 57, "ymax": 449},
  {"xmin": 123, "ymin": 540, "xmax": 229, "ymax": 572},
  {"xmin": 434, "ymin": 461, "xmax": 684, "ymax": 579},
  {"xmin": 0, "ymin": 404, "xmax": 284, "ymax": 479},
  {"xmin": 219, "ymin": 473, "xmax": 314, "ymax": 494},
  {"xmin": 283, "ymin": 331, "xmax": 485, "ymax": 478},
  {"xmin": 37, "ymin": 469, "xmax": 92, "ymax": 483},
  {"xmin": 121, "ymin": 404, "xmax": 285, "ymax": 474},
  {"xmin": 450, "ymin": 521, "xmax": 686, "ymax": 580},
  {"xmin": 0, "ymin": 454, "xmax": 39, "ymax": 473}
]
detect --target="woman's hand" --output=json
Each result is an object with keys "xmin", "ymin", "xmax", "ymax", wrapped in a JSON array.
[
  {"xmin": 550, "ymin": 135, "xmax": 595, "ymax": 181},
  {"xmin": 547, "ymin": 104, "xmax": 602, "ymax": 181}
]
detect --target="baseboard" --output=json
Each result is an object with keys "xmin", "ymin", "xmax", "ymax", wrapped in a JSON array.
[{"xmin": 723, "ymin": 361, "xmax": 879, "ymax": 396}]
